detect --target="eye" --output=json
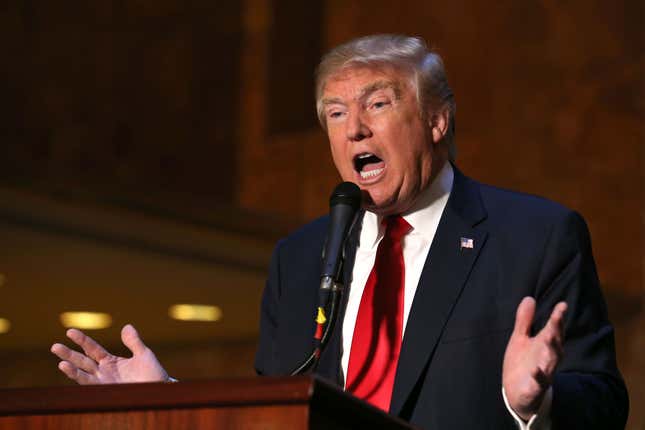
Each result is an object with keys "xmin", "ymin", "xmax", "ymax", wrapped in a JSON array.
[
  {"xmin": 369, "ymin": 99, "xmax": 391, "ymax": 110},
  {"xmin": 327, "ymin": 109, "xmax": 345, "ymax": 120}
]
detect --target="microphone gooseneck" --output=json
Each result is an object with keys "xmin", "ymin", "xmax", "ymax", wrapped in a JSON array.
[{"xmin": 291, "ymin": 182, "xmax": 361, "ymax": 375}]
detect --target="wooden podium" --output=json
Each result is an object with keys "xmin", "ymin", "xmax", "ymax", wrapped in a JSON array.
[{"xmin": 0, "ymin": 376, "xmax": 415, "ymax": 429}]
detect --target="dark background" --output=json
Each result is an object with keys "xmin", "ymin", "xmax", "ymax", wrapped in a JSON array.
[{"xmin": 0, "ymin": 1, "xmax": 642, "ymax": 427}]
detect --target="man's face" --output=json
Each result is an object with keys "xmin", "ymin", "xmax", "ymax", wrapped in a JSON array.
[{"xmin": 321, "ymin": 66, "xmax": 447, "ymax": 215}]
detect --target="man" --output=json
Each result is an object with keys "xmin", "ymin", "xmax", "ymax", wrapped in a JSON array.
[{"xmin": 51, "ymin": 35, "xmax": 628, "ymax": 429}]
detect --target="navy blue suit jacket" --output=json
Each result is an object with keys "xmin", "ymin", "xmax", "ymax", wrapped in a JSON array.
[{"xmin": 255, "ymin": 168, "xmax": 628, "ymax": 429}]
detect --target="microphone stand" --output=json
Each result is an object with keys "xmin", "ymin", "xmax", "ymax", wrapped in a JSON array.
[
  {"xmin": 290, "ymin": 181, "xmax": 360, "ymax": 376},
  {"xmin": 290, "ymin": 269, "xmax": 345, "ymax": 375}
]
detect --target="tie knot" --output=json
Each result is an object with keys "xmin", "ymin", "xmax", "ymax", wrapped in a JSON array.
[{"xmin": 384, "ymin": 216, "xmax": 411, "ymax": 242}]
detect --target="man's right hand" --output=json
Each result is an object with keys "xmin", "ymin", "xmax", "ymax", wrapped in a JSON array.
[{"xmin": 50, "ymin": 324, "xmax": 169, "ymax": 384}]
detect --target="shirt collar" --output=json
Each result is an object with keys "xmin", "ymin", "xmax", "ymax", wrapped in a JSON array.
[{"xmin": 360, "ymin": 161, "xmax": 454, "ymax": 248}]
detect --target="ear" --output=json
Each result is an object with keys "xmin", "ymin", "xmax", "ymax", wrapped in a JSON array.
[{"xmin": 428, "ymin": 107, "xmax": 449, "ymax": 144}]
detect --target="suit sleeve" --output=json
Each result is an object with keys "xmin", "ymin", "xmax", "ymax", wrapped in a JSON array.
[
  {"xmin": 254, "ymin": 240, "xmax": 284, "ymax": 376},
  {"xmin": 532, "ymin": 211, "xmax": 628, "ymax": 429}
]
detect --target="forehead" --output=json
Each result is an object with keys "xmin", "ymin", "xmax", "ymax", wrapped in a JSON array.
[{"xmin": 322, "ymin": 66, "xmax": 413, "ymax": 99}]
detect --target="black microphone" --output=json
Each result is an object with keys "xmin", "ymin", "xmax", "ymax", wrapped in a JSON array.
[
  {"xmin": 320, "ymin": 182, "xmax": 362, "ymax": 285},
  {"xmin": 291, "ymin": 181, "xmax": 361, "ymax": 375}
]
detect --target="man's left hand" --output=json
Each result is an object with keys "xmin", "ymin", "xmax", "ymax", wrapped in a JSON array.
[{"xmin": 502, "ymin": 297, "xmax": 567, "ymax": 421}]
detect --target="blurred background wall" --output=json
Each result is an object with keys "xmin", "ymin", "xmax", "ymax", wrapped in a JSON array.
[{"xmin": 0, "ymin": 0, "xmax": 642, "ymax": 427}]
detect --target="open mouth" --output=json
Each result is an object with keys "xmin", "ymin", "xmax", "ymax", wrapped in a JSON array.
[{"xmin": 353, "ymin": 153, "xmax": 385, "ymax": 180}]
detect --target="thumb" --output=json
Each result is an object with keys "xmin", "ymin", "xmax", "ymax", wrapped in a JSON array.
[
  {"xmin": 121, "ymin": 324, "xmax": 148, "ymax": 356},
  {"xmin": 512, "ymin": 296, "xmax": 536, "ymax": 337}
]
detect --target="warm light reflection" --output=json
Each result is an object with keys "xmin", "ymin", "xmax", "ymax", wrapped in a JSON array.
[
  {"xmin": 0, "ymin": 318, "xmax": 11, "ymax": 334},
  {"xmin": 60, "ymin": 312, "xmax": 112, "ymax": 329},
  {"xmin": 169, "ymin": 304, "xmax": 222, "ymax": 322}
]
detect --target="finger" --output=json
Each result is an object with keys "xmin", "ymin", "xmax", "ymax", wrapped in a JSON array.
[
  {"xmin": 540, "ymin": 301, "xmax": 568, "ymax": 344},
  {"xmin": 548, "ymin": 335, "xmax": 564, "ymax": 360},
  {"xmin": 58, "ymin": 361, "xmax": 97, "ymax": 385},
  {"xmin": 66, "ymin": 329, "xmax": 110, "ymax": 363},
  {"xmin": 512, "ymin": 296, "xmax": 536, "ymax": 337},
  {"xmin": 548, "ymin": 302, "xmax": 567, "ymax": 334},
  {"xmin": 542, "ymin": 325, "xmax": 565, "ymax": 350},
  {"xmin": 51, "ymin": 343, "xmax": 99, "ymax": 373},
  {"xmin": 538, "ymin": 338, "xmax": 562, "ymax": 374},
  {"xmin": 121, "ymin": 324, "xmax": 148, "ymax": 356}
]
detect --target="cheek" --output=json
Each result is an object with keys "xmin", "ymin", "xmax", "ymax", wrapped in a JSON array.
[
  {"xmin": 330, "ymin": 151, "xmax": 346, "ymax": 176},
  {"xmin": 327, "ymin": 135, "xmax": 351, "ymax": 174},
  {"xmin": 386, "ymin": 130, "xmax": 428, "ymax": 178}
]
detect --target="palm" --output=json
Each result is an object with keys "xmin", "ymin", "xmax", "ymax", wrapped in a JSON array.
[
  {"xmin": 503, "ymin": 328, "xmax": 549, "ymax": 413},
  {"xmin": 51, "ymin": 324, "xmax": 168, "ymax": 385},
  {"xmin": 502, "ymin": 297, "xmax": 567, "ymax": 420},
  {"xmin": 95, "ymin": 351, "xmax": 163, "ymax": 384}
]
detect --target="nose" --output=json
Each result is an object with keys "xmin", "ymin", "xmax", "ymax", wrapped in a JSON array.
[{"xmin": 345, "ymin": 111, "xmax": 372, "ymax": 142}]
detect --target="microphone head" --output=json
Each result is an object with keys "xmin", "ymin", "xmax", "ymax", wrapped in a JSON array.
[{"xmin": 329, "ymin": 182, "xmax": 361, "ymax": 209}]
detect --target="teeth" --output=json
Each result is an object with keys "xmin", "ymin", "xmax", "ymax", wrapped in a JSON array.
[
  {"xmin": 360, "ymin": 167, "xmax": 384, "ymax": 179},
  {"xmin": 357, "ymin": 153, "xmax": 373, "ymax": 159}
]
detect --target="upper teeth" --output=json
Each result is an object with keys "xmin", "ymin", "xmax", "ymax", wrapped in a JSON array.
[{"xmin": 358, "ymin": 153, "xmax": 373, "ymax": 159}]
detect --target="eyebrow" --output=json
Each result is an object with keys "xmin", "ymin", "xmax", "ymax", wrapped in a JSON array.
[
  {"xmin": 321, "ymin": 80, "xmax": 402, "ymax": 107},
  {"xmin": 358, "ymin": 80, "xmax": 402, "ymax": 101}
]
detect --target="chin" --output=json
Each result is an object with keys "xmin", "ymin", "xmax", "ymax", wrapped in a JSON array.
[{"xmin": 362, "ymin": 192, "xmax": 400, "ymax": 215}]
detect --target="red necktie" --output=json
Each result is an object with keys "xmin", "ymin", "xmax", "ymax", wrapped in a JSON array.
[{"xmin": 346, "ymin": 215, "xmax": 411, "ymax": 412}]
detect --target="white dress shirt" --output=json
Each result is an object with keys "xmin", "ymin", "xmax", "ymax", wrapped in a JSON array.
[{"xmin": 340, "ymin": 162, "xmax": 550, "ymax": 430}]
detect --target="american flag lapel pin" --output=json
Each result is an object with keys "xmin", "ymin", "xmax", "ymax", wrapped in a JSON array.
[{"xmin": 460, "ymin": 237, "xmax": 474, "ymax": 250}]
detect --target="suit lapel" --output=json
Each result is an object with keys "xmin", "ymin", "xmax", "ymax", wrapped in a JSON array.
[{"xmin": 390, "ymin": 169, "xmax": 488, "ymax": 416}]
